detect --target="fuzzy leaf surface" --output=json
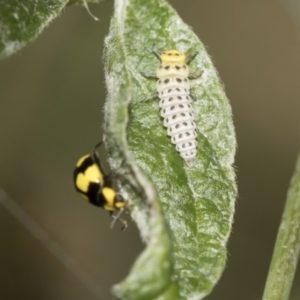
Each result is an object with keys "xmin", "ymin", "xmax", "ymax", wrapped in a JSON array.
[
  {"xmin": 0, "ymin": 0, "xmax": 69, "ymax": 58},
  {"xmin": 104, "ymin": 0, "xmax": 237, "ymax": 299}
]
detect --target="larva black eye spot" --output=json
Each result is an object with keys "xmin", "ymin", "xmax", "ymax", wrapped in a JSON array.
[
  {"xmin": 172, "ymin": 115, "xmax": 177, "ymax": 119},
  {"xmin": 162, "ymin": 99, "xmax": 165, "ymax": 103},
  {"xmin": 188, "ymin": 104, "xmax": 191, "ymax": 108},
  {"xmin": 169, "ymin": 97, "xmax": 173, "ymax": 101},
  {"xmin": 163, "ymin": 109, "xmax": 166, "ymax": 113},
  {"xmin": 177, "ymin": 96, "xmax": 182, "ymax": 100},
  {"xmin": 158, "ymin": 80, "xmax": 162, "ymax": 84},
  {"xmin": 179, "ymin": 134, "xmax": 183, "ymax": 138},
  {"xmin": 179, "ymin": 104, "xmax": 184, "ymax": 108},
  {"xmin": 171, "ymin": 106, "xmax": 175, "ymax": 110},
  {"xmin": 182, "ymin": 143, "xmax": 186, "ymax": 148},
  {"xmin": 175, "ymin": 124, "xmax": 180, "ymax": 128},
  {"xmin": 184, "ymin": 78, "xmax": 188, "ymax": 82},
  {"xmin": 183, "ymin": 122, "xmax": 188, "ymax": 126},
  {"xmin": 186, "ymin": 96, "xmax": 189, "ymax": 100},
  {"xmin": 176, "ymin": 88, "xmax": 180, "ymax": 92},
  {"xmin": 176, "ymin": 78, "xmax": 182, "ymax": 83},
  {"xmin": 165, "ymin": 66, "xmax": 170, "ymax": 70},
  {"xmin": 189, "ymin": 113, "xmax": 192, "ymax": 116},
  {"xmin": 188, "ymin": 142, "xmax": 192, "ymax": 146},
  {"xmin": 181, "ymin": 113, "xmax": 185, "ymax": 117},
  {"xmin": 175, "ymin": 53, "xmax": 179, "ymax": 56},
  {"xmin": 182, "ymin": 65, "xmax": 187, "ymax": 69},
  {"xmin": 164, "ymin": 79, "xmax": 170, "ymax": 84},
  {"xmin": 175, "ymin": 65, "xmax": 180, "ymax": 70},
  {"xmin": 166, "ymin": 118, "xmax": 169, "ymax": 123},
  {"xmin": 159, "ymin": 65, "xmax": 163, "ymax": 69},
  {"xmin": 168, "ymin": 89, "xmax": 172, "ymax": 93},
  {"xmin": 168, "ymin": 53, "xmax": 172, "ymax": 56},
  {"xmin": 191, "ymin": 122, "xmax": 194, "ymax": 125},
  {"xmin": 186, "ymin": 132, "xmax": 190, "ymax": 136}
]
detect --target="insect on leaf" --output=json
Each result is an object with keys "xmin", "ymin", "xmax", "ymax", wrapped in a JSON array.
[{"xmin": 104, "ymin": 0, "xmax": 237, "ymax": 299}]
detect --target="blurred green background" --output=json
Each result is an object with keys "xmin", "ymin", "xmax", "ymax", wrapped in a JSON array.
[{"xmin": 0, "ymin": 1, "xmax": 300, "ymax": 299}]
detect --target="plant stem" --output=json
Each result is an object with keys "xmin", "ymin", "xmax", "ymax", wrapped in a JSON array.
[{"xmin": 262, "ymin": 153, "xmax": 300, "ymax": 300}]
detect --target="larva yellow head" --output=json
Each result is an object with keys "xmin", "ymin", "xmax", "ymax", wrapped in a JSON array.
[{"xmin": 160, "ymin": 50, "xmax": 186, "ymax": 64}]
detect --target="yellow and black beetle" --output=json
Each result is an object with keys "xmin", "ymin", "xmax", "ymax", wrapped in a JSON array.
[{"xmin": 73, "ymin": 141, "xmax": 127, "ymax": 230}]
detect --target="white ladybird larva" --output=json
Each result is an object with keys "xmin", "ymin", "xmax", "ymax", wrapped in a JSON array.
[{"xmin": 142, "ymin": 48, "xmax": 202, "ymax": 167}]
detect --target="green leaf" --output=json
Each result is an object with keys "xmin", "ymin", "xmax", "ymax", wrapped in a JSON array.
[
  {"xmin": 262, "ymin": 153, "xmax": 300, "ymax": 300},
  {"xmin": 104, "ymin": 0, "xmax": 237, "ymax": 299},
  {"xmin": 0, "ymin": 0, "xmax": 69, "ymax": 59},
  {"xmin": 68, "ymin": 0, "xmax": 105, "ymax": 4}
]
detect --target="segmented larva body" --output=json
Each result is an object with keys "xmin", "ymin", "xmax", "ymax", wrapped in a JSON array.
[{"xmin": 156, "ymin": 50, "xmax": 197, "ymax": 167}]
